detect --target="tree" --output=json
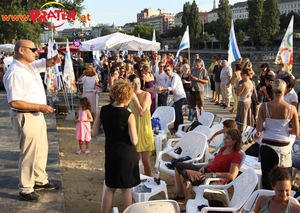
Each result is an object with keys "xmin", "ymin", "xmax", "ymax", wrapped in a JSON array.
[
  {"xmin": 247, "ymin": 0, "xmax": 264, "ymax": 47},
  {"xmin": 101, "ymin": 26, "xmax": 111, "ymax": 36},
  {"xmin": 215, "ymin": 0, "xmax": 232, "ymax": 49},
  {"xmin": 203, "ymin": 32, "xmax": 210, "ymax": 49},
  {"xmin": 236, "ymin": 30, "xmax": 246, "ymax": 46},
  {"xmin": 261, "ymin": 0, "xmax": 280, "ymax": 46},
  {"xmin": 0, "ymin": 0, "xmax": 84, "ymax": 44},
  {"xmin": 234, "ymin": 19, "xmax": 249, "ymax": 33},
  {"xmin": 181, "ymin": 1, "xmax": 201, "ymax": 48}
]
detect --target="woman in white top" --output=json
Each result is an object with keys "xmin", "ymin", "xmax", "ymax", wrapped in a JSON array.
[
  {"xmin": 256, "ymin": 79, "xmax": 299, "ymax": 189},
  {"xmin": 78, "ymin": 64, "xmax": 99, "ymax": 117}
]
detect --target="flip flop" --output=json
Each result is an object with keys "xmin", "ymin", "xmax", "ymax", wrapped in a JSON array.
[
  {"xmin": 169, "ymin": 193, "xmax": 185, "ymax": 200},
  {"xmin": 179, "ymin": 204, "xmax": 186, "ymax": 212}
]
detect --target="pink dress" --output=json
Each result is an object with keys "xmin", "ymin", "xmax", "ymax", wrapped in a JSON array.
[{"xmin": 75, "ymin": 109, "xmax": 91, "ymax": 141}]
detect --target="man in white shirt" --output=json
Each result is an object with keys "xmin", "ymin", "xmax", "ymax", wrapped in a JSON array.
[
  {"xmin": 4, "ymin": 39, "xmax": 60, "ymax": 201},
  {"xmin": 157, "ymin": 64, "xmax": 186, "ymax": 132},
  {"xmin": 220, "ymin": 60, "xmax": 232, "ymax": 108},
  {"xmin": 154, "ymin": 61, "xmax": 168, "ymax": 106}
]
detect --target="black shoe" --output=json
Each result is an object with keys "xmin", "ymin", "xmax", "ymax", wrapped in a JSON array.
[
  {"xmin": 223, "ymin": 105, "xmax": 229, "ymax": 109},
  {"xmin": 19, "ymin": 191, "xmax": 40, "ymax": 201},
  {"xmin": 34, "ymin": 182, "xmax": 58, "ymax": 191},
  {"xmin": 220, "ymin": 103, "xmax": 225, "ymax": 107},
  {"xmin": 214, "ymin": 102, "xmax": 220, "ymax": 105}
]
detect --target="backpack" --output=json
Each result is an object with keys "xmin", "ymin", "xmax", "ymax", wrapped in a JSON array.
[{"xmin": 185, "ymin": 120, "xmax": 202, "ymax": 132}]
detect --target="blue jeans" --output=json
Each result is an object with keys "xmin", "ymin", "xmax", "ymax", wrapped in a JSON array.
[
  {"xmin": 157, "ymin": 92, "xmax": 168, "ymax": 106},
  {"xmin": 292, "ymin": 154, "xmax": 300, "ymax": 170},
  {"xmin": 173, "ymin": 98, "xmax": 185, "ymax": 131}
]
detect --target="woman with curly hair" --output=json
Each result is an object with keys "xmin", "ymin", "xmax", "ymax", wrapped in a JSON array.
[{"xmin": 92, "ymin": 80, "xmax": 140, "ymax": 213}]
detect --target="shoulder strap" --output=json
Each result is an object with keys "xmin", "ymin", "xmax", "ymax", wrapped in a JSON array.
[{"xmin": 265, "ymin": 102, "xmax": 270, "ymax": 118}]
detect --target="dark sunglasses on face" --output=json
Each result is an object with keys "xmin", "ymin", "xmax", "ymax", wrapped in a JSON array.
[
  {"xmin": 22, "ymin": 46, "xmax": 38, "ymax": 53},
  {"xmin": 164, "ymin": 69, "xmax": 171, "ymax": 72}
]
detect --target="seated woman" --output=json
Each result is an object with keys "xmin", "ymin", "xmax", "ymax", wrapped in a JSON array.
[
  {"xmin": 171, "ymin": 128, "xmax": 243, "ymax": 211},
  {"xmin": 207, "ymin": 119, "xmax": 238, "ymax": 156},
  {"xmin": 254, "ymin": 166, "xmax": 300, "ymax": 213}
]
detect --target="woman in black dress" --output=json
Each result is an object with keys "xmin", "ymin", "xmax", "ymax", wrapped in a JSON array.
[{"xmin": 92, "ymin": 80, "xmax": 140, "ymax": 213}]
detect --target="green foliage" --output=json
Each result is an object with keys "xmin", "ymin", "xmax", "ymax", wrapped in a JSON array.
[
  {"xmin": 261, "ymin": 0, "xmax": 280, "ymax": 45},
  {"xmin": 101, "ymin": 26, "xmax": 111, "ymax": 36},
  {"xmin": 215, "ymin": 0, "xmax": 232, "ymax": 49},
  {"xmin": 131, "ymin": 23, "xmax": 161, "ymax": 42},
  {"xmin": 280, "ymin": 11, "xmax": 300, "ymax": 30},
  {"xmin": 247, "ymin": 0, "xmax": 264, "ymax": 47},
  {"xmin": 176, "ymin": 35, "xmax": 183, "ymax": 48},
  {"xmin": 234, "ymin": 19, "xmax": 249, "ymax": 33},
  {"xmin": 181, "ymin": 0, "xmax": 201, "ymax": 48},
  {"xmin": 236, "ymin": 30, "xmax": 246, "ymax": 46},
  {"xmin": 0, "ymin": 0, "xmax": 84, "ymax": 44},
  {"xmin": 204, "ymin": 21, "xmax": 218, "ymax": 35}
]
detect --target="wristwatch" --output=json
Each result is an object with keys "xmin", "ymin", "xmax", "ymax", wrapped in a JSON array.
[{"xmin": 212, "ymin": 172, "xmax": 217, "ymax": 178}]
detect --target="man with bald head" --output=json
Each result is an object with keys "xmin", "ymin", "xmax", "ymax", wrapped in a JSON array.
[{"xmin": 4, "ymin": 39, "xmax": 61, "ymax": 201}]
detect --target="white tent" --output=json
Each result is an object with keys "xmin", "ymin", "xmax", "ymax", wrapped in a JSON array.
[
  {"xmin": 79, "ymin": 32, "xmax": 160, "ymax": 51},
  {"xmin": 0, "ymin": 44, "xmax": 15, "ymax": 52}
]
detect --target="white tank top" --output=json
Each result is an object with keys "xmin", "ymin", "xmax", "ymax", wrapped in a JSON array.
[{"xmin": 263, "ymin": 103, "xmax": 291, "ymax": 142}]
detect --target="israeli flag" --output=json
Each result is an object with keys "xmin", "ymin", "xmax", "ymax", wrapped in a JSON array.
[
  {"xmin": 152, "ymin": 29, "xmax": 156, "ymax": 42},
  {"xmin": 174, "ymin": 26, "xmax": 190, "ymax": 64},
  {"xmin": 93, "ymin": 50, "xmax": 101, "ymax": 73},
  {"xmin": 228, "ymin": 20, "xmax": 241, "ymax": 65}
]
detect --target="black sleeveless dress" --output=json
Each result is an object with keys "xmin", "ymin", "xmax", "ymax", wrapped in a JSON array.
[{"xmin": 100, "ymin": 104, "xmax": 140, "ymax": 188}]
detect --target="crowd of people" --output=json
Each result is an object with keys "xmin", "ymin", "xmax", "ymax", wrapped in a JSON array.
[{"xmin": 3, "ymin": 39, "xmax": 300, "ymax": 212}]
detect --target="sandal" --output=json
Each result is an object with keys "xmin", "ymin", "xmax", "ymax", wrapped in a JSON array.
[
  {"xmin": 170, "ymin": 193, "xmax": 185, "ymax": 200},
  {"xmin": 210, "ymin": 99, "xmax": 215, "ymax": 102},
  {"xmin": 229, "ymin": 108, "xmax": 234, "ymax": 114},
  {"xmin": 179, "ymin": 204, "xmax": 186, "ymax": 212},
  {"xmin": 76, "ymin": 149, "xmax": 81, "ymax": 154}
]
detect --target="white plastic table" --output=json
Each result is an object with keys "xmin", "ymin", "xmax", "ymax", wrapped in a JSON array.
[{"xmin": 131, "ymin": 174, "xmax": 168, "ymax": 202}]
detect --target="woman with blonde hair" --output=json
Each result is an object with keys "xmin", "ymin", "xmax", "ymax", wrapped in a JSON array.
[
  {"xmin": 78, "ymin": 64, "xmax": 99, "ymax": 117},
  {"xmin": 256, "ymin": 79, "xmax": 299, "ymax": 189},
  {"xmin": 92, "ymin": 80, "xmax": 140, "ymax": 213},
  {"xmin": 128, "ymin": 75, "xmax": 154, "ymax": 176}
]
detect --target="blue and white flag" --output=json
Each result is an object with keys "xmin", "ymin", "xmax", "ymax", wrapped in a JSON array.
[
  {"xmin": 93, "ymin": 50, "xmax": 101, "ymax": 73},
  {"xmin": 174, "ymin": 26, "xmax": 190, "ymax": 64},
  {"xmin": 228, "ymin": 20, "xmax": 241, "ymax": 65},
  {"xmin": 152, "ymin": 29, "xmax": 156, "ymax": 42}
]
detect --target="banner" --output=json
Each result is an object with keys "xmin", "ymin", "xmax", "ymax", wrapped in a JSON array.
[
  {"xmin": 63, "ymin": 39, "xmax": 77, "ymax": 93},
  {"xmin": 275, "ymin": 16, "xmax": 294, "ymax": 72}
]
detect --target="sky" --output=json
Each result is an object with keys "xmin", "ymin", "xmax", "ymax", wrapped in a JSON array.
[{"xmin": 59, "ymin": 0, "xmax": 241, "ymax": 29}]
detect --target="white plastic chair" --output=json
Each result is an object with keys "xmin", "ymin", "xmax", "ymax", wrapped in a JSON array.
[
  {"xmin": 192, "ymin": 151, "xmax": 247, "ymax": 195},
  {"xmin": 192, "ymin": 125, "xmax": 212, "ymax": 138},
  {"xmin": 151, "ymin": 106, "xmax": 175, "ymax": 153},
  {"xmin": 112, "ymin": 200, "xmax": 180, "ymax": 213},
  {"xmin": 241, "ymin": 189, "xmax": 300, "ymax": 212},
  {"xmin": 205, "ymin": 123, "xmax": 224, "ymax": 162},
  {"xmin": 186, "ymin": 168, "xmax": 258, "ymax": 213},
  {"xmin": 154, "ymin": 131, "xmax": 208, "ymax": 177},
  {"xmin": 176, "ymin": 111, "xmax": 216, "ymax": 137}
]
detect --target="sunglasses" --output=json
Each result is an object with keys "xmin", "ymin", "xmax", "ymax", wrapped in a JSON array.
[
  {"xmin": 164, "ymin": 69, "xmax": 171, "ymax": 72},
  {"xmin": 22, "ymin": 46, "xmax": 38, "ymax": 53}
]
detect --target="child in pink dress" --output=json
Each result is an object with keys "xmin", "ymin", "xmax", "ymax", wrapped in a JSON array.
[{"xmin": 76, "ymin": 97, "xmax": 93, "ymax": 154}]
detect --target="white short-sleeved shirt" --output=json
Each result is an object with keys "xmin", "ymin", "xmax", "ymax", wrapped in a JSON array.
[
  {"xmin": 284, "ymin": 88, "xmax": 298, "ymax": 105},
  {"xmin": 4, "ymin": 59, "xmax": 47, "ymax": 105}
]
